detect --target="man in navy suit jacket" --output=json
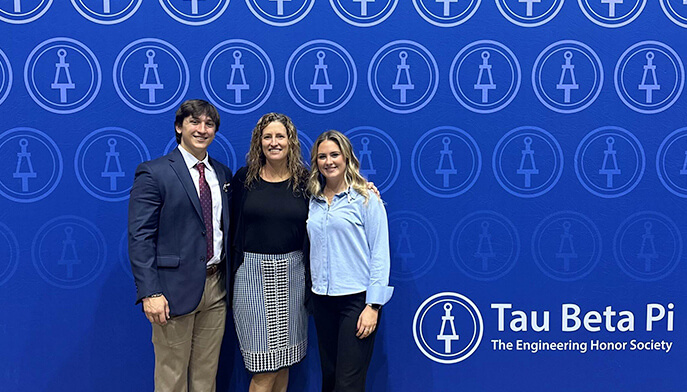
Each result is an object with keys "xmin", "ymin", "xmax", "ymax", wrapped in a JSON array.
[{"xmin": 129, "ymin": 99, "xmax": 232, "ymax": 392}]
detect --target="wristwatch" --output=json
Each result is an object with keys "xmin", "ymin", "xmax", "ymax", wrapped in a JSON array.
[{"xmin": 367, "ymin": 303, "xmax": 382, "ymax": 311}]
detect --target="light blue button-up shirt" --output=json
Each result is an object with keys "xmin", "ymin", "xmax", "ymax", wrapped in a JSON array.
[{"xmin": 307, "ymin": 187, "xmax": 394, "ymax": 305}]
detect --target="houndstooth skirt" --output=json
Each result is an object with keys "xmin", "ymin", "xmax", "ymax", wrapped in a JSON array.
[{"xmin": 232, "ymin": 250, "xmax": 308, "ymax": 373}]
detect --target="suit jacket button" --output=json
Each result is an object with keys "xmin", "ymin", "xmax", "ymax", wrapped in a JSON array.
[
  {"xmin": 200, "ymin": 257, "xmax": 205, "ymax": 262},
  {"xmin": 201, "ymin": 231, "xmax": 206, "ymax": 236}
]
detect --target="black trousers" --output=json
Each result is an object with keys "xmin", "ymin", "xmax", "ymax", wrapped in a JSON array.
[{"xmin": 312, "ymin": 292, "xmax": 379, "ymax": 392}]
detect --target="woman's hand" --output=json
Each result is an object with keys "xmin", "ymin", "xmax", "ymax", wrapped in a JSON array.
[
  {"xmin": 356, "ymin": 305, "xmax": 379, "ymax": 339},
  {"xmin": 366, "ymin": 182, "xmax": 381, "ymax": 198}
]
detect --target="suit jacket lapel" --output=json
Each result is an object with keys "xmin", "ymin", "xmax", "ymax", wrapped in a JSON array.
[
  {"xmin": 168, "ymin": 148, "xmax": 204, "ymax": 223},
  {"xmin": 210, "ymin": 157, "xmax": 230, "ymax": 232}
]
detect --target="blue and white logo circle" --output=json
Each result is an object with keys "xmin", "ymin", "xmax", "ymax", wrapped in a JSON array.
[
  {"xmin": 412, "ymin": 127, "xmax": 481, "ymax": 198},
  {"xmin": 24, "ymin": 37, "xmax": 101, "ymax": 114},
  {"xmin": 660, "ymin": 0, "xmax": 687, "ymax": 28},
  {"xmin": 495, "ymin": 0, "xmax": 564, "ymax": 26},
  {"xmin": 412, "ymin": 0, "xmax": 481, "ymax": 27},
  {"xmin": 75, "ymin": 127, "xmax": 151, "ymax": 202},
  {"xmin": 575, "ymin": 126, "xmax": 645, "ymax": 198},
  {"xmin": 578, "ymin": 0, "xmax": 646, "ymax": 27},
  {"xmin": 614, "ymin": 41, "xmax": 684, "ymax": 114},
  {"xmin": 656, "ymin": 127, "xmax": 687, "ymax": 198},
  {"xmin": 0, "ymin": 222, "xmax": 19, "ymax": 286},
  {"xmin": 493, "ymin": 126, "xmax": 563, "ymax": 198},
  {"xmin": 159, "ymin": 0, "xmax": 230, "ymax": 25},
  {"xmin": 614, "ymin": 211, "xmax": 682, "ymax": 281},
  {"xmin": 32, "ymin": 215, "xmax": 107, "ymax": 289},
  {"xmin": 368, "ymin": 40, "xmax": 439, "ymax": 114},
  {"xmin": 114, "ymin": 38, "xmax": 190, "ymax": 115},
  {"xmin": 71, "ymin": 0, "xmax": 143, "ymax": 24},
  {"xmin": 330, "ymin": 0, "xmax": 398, "ymax": 27},
  {"xmin": 532, "ymin": 40, "xmax": 603, "ymax": 114},
  {"xmin": 450, "ymin": 40, "xmax": 521, "ymax": 114},
  {"xmin": 285, "ymin": 40, "xmax": 357, "ymax": 114},
  {"xmin": 0, "ymin": 48, "xmax": 12, "ymax": 106},
  {"xmin": 246, "ymin": 0, "xmax": 314, "ymax": 26},
  {"xmin": 389, "ymin": 211, "xmax": 439, "ymax": 281},
  {"xmin": 0, "ymin": 127, "xmax": 63, "ymax": 203},
  {"xmin": 201, "ymin": 39, "xmax": 274, "ymax": 115},
  {"xmin": 413, "ymin": 292, "xmax": 483, "ymax": 364},
  {"xmin": 164, "ymin": 133, "xmax": 237, "ymax": 172},
  {"xmin": 345, "ymin": 126, "xmax": 401, "ymax": 193},
  {"xmin": 0, "ymin": 0, "xmax": 52, "ymax": 24},
  {"xmin": 532, "ymin": 211, "xmax": 602, "ymax": 281},
  {"xmin": 451, "ymin": 210, "xmax": 519, "ymax": 281}
]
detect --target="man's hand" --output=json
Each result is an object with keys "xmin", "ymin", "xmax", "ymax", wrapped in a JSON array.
[
  {"xmin": 356, "ymin": 305, "xmax": 379, "ymax": 339},
  {"xmin": 142, "ymin": 295, "xmax": 170, "ymax": 325}
]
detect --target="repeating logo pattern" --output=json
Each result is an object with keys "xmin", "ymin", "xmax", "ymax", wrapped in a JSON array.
[
  {"xmin": 345, "ymin": 126, "xmax": 401, "ymax": 193},
  {"xmin": 113, "ymin": 38, "xmax": 190, "ymax": 114},
  {"xmin": 492, "ymin": 126, "xmax": 563, "ymax": 198},
  {"xmin": 412, "ymin": 126, "xmax": 482, "ymax": 198},
  {"xmin": 0, "ymin": 48, "xmax": 12, "ymax": 106},
  {"xmin": 656, "ymin": 127, "xmax": 687, "ymax": 198},
  {"xmin": 71, "ymin": 0, "xmax": 143, "ymax": 24},
  {"xmin": 32, "ymin": 215, "xmax": 107, "ymax": 289},
  {"xmin": 531, "ymin": 211, "xmax": 602, "ymax": 281},
  {"xmin": 450, "ymin": 40, "xmax": 521, "ymax": 114},
  {"xmin": 159, "ymin": 0, "xmax": 231, "ymax": 25},
  {"xmin": 202, "ymin": 39, "xmax": 274, "ymax": 114},
  {"xmin": 614, "ymin": 41, "xmax": 684, "ymax": 114},
  {"xmin": 246, "ymin": 0, "xmax": 315, "ymax": 26},
  {"xmin": 329, "ymin": 0, "xmax": 398, "ymax": 27},
  {"xmin": 75, "ymin": 127, "xmax": 151, "ymax": 202},
  {"xmin": 575, "ymin": 126, "xmax": 645, "ymax": 198},
  {"xmin": 412, "ymin": 0, "xmax": 481, "ymax": 27},
  {"xmin": 0, "ymin": 127, "xmax": 63, "ymax": 203},
  {"xmin": 495, "ymin": 0, "xmax": 565, "ymax": 26},
  {"xmin": 24, "ymin": 37, "xmax": 102, "ymax": 114},
  {"xmin": 389, "ymin": 211, "xmax": 439, "ymax": 281},
  {"xmin": 532, "ymin": 40, "xmax": 603, "ymax": 114},
  {"xmin": 0, "ymin": 0, "xmax": 52, "ymax": 24},
  {"xmin": 613, "ymin": 211, "xmax": 682, "ymax": 281},
  {"xmin": 285, "ymin": 40, "xmax": 357, "ymax": 114},
  {"xmin": 368, "ymin": 40, "xmax": 439, "ymax": 114},
  {"xmin": 660, "ymin": 0, "xmax": 687, "ymax": 28},
  {"xmin": 578, "ymin": 0, "xmax": 646, "ymax": 27},
  {"xmin": 451, "ymin": 211, "xmax": 520, "ymax": 281},
  {"xmin": 0, "ymin": 222, "xmax": 20, "ymax": 286},
  {"xmin": 413, "ymin": 292, "xmax": 484, "ymax": 364}
]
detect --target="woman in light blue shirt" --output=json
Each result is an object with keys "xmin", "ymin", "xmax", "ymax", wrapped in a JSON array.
[{"xmin": 306, "ymin": 130, "xmax": 393, "ymax": 392}]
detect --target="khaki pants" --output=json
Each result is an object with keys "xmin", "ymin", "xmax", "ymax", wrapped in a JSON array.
[{"xmin": 152, "ymin": 271, "xmax": 226, "ymax": 392}]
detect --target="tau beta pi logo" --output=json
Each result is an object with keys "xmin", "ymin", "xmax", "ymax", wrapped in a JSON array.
[{"xmin": 413, "ymin": 292, "xmax": 484, "ymax": 364}]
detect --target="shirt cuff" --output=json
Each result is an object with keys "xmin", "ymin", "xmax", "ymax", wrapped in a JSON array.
[{"xmin": 366, "ymin": 285, "xmax": 394, "ymax": 306}]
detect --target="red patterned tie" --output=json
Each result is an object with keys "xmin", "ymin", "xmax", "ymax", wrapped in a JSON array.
[{"xmin": 196, "ymin": 162, "xmax": 213, "ymax": 261}]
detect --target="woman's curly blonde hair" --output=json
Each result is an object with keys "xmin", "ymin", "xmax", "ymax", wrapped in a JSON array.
[{"xmin": 245, "ymin": 113, "xmax": 308, "ymax": 194}]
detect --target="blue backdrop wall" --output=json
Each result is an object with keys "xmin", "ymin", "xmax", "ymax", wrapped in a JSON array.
[{"xmin": 0, "ymin": 0, "xmax": 685, "ymax": 391}]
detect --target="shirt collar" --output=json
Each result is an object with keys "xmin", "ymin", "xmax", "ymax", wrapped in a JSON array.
[
  {"xmin": 316, "ymin": 185, "xmax": 357, "ymax": 202},
  {"xmin": 178, "ymin": 145, "xmax": 213, "ymax": 172}
]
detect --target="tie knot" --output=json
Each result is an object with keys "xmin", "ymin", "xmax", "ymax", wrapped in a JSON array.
[{"xmin": 196, "ymin": 162, "xmax": 205, "ymax": 174}]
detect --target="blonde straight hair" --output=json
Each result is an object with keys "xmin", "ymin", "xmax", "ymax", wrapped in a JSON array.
[{"xmin": 307, "ymin": 130, "xmax": 369, "ymax": 203}]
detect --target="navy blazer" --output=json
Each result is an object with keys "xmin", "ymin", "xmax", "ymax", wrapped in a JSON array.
[{"xmin": 128, "ymin": 147, "xmax": 232, "ymax": 316}]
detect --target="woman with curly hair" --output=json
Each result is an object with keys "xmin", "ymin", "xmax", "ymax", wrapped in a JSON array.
[
  {"xmin": 230, "ymin": 113, "xmax": 310, "ymax": 392},
  {"xmin": 306, "ymin": 130, "xmax": 393, "ymax": 392}
]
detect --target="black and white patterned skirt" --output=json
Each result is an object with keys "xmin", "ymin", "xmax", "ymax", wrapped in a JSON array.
[{"xmin": 232, "ymin": 250, "xmax": 308, "ymax": 373}]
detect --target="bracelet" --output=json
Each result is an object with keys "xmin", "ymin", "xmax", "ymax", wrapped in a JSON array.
[{"xmin": 145, "ymin": 293, "xmax": 163, "ymax": 299}]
